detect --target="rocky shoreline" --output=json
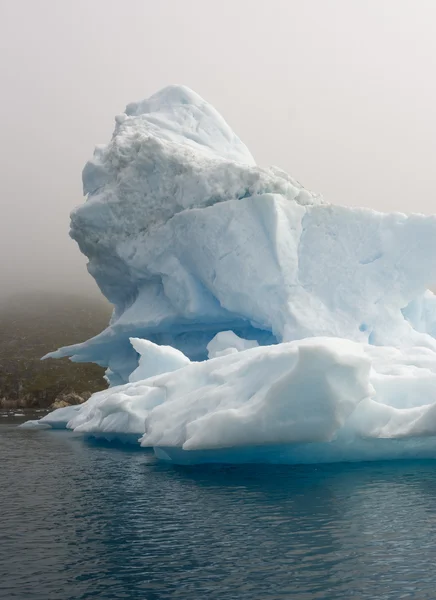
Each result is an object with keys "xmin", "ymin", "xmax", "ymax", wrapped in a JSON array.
[{"xmin": 0, "ymin": 390, "xmax": 92, "ymax": 411}]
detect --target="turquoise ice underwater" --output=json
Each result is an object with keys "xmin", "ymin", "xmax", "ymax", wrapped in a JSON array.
[{"xmin": 23, "ymin": 84, "xmax": 436, "ymax": 465}]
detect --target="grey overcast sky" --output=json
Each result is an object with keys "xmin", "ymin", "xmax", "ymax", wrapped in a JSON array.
[{"xmin": 1, "ymin": 0, "xmax": 435, "ymax": 297}]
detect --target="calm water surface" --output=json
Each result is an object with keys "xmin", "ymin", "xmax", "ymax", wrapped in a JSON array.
[{"xmin": 2, "ymin": 419, "xmax": 436, "ymax": 599}]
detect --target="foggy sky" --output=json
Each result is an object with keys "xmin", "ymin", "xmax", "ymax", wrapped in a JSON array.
[{"xmin": 1, "ymin": 0, "xmax": 435, "ymax": 298}]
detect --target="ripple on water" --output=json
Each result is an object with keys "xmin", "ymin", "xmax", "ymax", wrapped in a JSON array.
[{"xmin": 1, "ymin": 424, "xmax": 436, "ymax": 599}]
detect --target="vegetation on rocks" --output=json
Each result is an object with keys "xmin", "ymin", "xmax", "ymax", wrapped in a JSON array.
[{"xmin": 0, "ymin": 293, "xmax": 111, "ymax": 408}]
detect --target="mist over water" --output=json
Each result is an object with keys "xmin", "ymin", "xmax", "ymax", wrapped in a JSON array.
[{"xmin": 1, "ymin": 0, "xmax": 436, "ymax": 299}]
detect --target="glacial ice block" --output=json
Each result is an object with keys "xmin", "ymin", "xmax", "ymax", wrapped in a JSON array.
[
  {"xmin": 207, "ymin": 330, "xmax": 259, "ymax": 358},
  {"xmin": 34, "ymin": 336, "xmax": 436, "ymax": 464},
  {"xmin": 32, "ymin": 84, "xmax": 436, "ymax": 464},
  {"xmin": 58, "ymin": 338, "xmax": 371, "ymax": 443},
  {"xmin": 129, "ymin": 337, "xmax": 190, "ymax": 382},
  {"xmin": 45, "ymin": 85, "xmax": 436, "ymax": 386}
]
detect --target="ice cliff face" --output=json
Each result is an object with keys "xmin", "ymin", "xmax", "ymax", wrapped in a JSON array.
[{"xmin": 47, "ymin": 85, "xmax": 436, "ymax": 388}]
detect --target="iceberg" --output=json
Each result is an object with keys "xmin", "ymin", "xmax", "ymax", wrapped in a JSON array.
[{"xmin": 31, "ymin": 84, "xmax": 436, "ymax": 464}]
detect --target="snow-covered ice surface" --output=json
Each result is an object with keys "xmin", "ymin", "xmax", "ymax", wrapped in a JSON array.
[{"xmin": 27, "ymin": 84, "xmax": 436, "ymax": 464}]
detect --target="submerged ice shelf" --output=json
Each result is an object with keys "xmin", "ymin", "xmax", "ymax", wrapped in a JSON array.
[{"xmin": 25, "ymin": 85, "xmax": 436, "ymax": 464}]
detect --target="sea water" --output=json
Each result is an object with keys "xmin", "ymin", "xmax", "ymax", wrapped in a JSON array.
[{"xmin": 2, "ymin": 421, "xmax": 436, "ymax": 599}]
